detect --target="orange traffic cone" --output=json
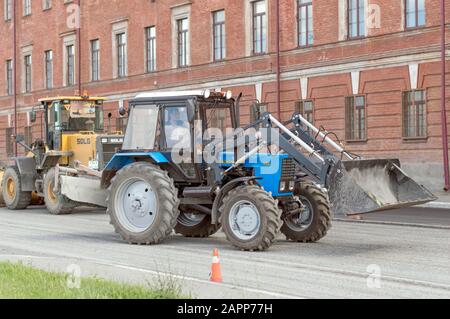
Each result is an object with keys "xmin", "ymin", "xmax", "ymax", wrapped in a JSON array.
[{"xmin": 210, "ymin": 248, "xmax": 223, "ymax": 283}]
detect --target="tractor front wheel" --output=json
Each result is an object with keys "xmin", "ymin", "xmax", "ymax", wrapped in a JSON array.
[
  {"xmin": 174, "ymin": 208, "xmax": 221, "ymax": 238},
  {"xmin": 281, "ymin": 182, "xmax": 331, "ymax": 243},
  {"xmin": 44, "ymin": 168, "xmax": 75, "ymax": 215},
  {"xmin": 220, "ymin": 185, "xmax": 282, "ymax": 251},
  {"xmin": 1, "ymin": 166, "xmax": 31, "ymax": 210},
  {"xmin": 107, "ymin": 162, "xmax": 180, "ymax": 245}
]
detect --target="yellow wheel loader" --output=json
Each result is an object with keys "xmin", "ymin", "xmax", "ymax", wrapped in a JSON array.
[{"xmin": 0, "ymin": 96, "xmax": 123, "ymax": 214}]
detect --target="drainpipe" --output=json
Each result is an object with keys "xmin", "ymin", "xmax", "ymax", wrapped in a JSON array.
[
  {"xmin": 275, "ymin": 0, "xmax": 281, "ymax": 119},
  {"xmin": 441, "ymin": 0, "xmax": 450, "ymax": 191},
  {"xmin": 13, "ymin": 0, "xmax": 17, "ymax": 156},
  {"xmin": 77, "ymin": 0, "xmax": 82, "ymax": 95}
]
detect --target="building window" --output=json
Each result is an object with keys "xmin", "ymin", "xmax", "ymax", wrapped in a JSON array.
[
  {"xmin": 348, "ymin": 0, "xmax": 365, "ymax": 39},
  {"xmin": 23, "ymin": 0, "xmax": 31, "ymax": 16},
  {"xmin": 45, "ymin": 50, "xmax": 53, "ymax": 89},
  {"xmin": 6, "ymin": 60, "xmax": 12, "ymax": 95},
  {"xmin": 298, "ymin": 0, "xmax": 313, "ymax": 47},
  {"xmin": 295, "ymin": 100, "xmax": 314, "ymax": 124},
  {"xmin": 66, "ymin": 45, "xmax": 75, "ymax": 86},
  {"xmin": 24, "ymin": 126, "xmax": 32, "ymax": 146},
  {"xmin": 177, "ymin": 18, "xmax": 189, "ymax": 67},
  {"xmin": 345, "ymin": 95, "xmax": 366, "ymax": 141},
  {"xmin": 252, "ymin": 0, "xmax": 267, "ymax": 55},
  {"xmin": 145, "ymin": 26, "xmax": 156, "ymax": 72},
  {"xmin": 117, "ymin": 33, "xmax": 126, "ymax": 77},
  {"xmin": 43, "ymin": 0, "xmax": 51, "ymax": 10},
  {"xmin": 251, "ymin": 103, "xmax": 268, "ymax": 122},
  {"xmin": 403, "ymin": 90, "xmax": 426, "ymax": 138},
  {"xmin": 6, "ymin": 127, "xmax": 14, "ymax": 157},
  {"xmin": 91, "ymin": 39, "xmax": 100, "ymax": 81},
  {"xmin": 4, "ymin": 0, "xmax": 12, "ymax": 20},
  {"xmin": 24, "ymin": 55, "xmax": 32, "ymax": 93},
  {"xmin": 213, "ymin": 10, "xmax": 226, "ymax": 61},
  {"xmin": 406, "ymin": 0, "xmax": 426, "ymax": 29}
]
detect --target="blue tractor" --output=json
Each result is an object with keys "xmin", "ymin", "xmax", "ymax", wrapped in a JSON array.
[{"xmin": 101, "ymin": 90, "xmax": 435, "ymax": 251}]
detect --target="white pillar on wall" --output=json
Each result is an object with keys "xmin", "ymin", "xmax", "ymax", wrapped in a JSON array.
[
  {"xmin": 300, "ymin": 77, "xmax": 308, "ymax": 100},
  {"xmin": 409, "ymin": 63, "xmax": 419, "ymax": 90},
  {"xmin": 351, "ymin": 71, "xmax": 360, "ymax": 95},
  {"xmin": 255, "ymin": 82, "xmax": 263, "ymax": 102}
]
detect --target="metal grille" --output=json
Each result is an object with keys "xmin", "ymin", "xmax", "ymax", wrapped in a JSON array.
[
  {"xmin": 102, "ymin": 143, "xmax": 121, "ymax": 165},
  {"xmin": 97, "ymin": 136, "xmax": 124, "ymax": 169},
  {"xmin": 281, "ymin": 158, "xmax": 296, "ymax": 180}
]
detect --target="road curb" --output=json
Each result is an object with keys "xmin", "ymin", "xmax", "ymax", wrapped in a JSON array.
[
  {"xmin": 333, "ymin": 218, "xmax": 450, "ymax": 230},
  {"xmin": 416, "ymin": 202, "xmax": 450, "ymax": 210}
]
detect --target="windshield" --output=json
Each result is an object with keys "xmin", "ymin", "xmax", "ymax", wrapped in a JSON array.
[
  {"xmin": 48, "ymin": 100, "xmax": 104, "ymax": 132},
  {"xmin": 123, "ymin": 104, "xmax": 159, "ymax": 150},
  {"xmin": 204, "ymin": 103, "xmax": 233, "ymax": 134}
]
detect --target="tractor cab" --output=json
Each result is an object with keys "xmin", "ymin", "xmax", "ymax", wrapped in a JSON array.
[{"xmin": 119, "ymin": 90, "xmax": 237, "ymax": 183}]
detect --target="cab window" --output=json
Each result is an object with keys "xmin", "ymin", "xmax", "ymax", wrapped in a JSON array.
[
  {"xmin": 164, "ymin": 106, "xmax": 191, "ymax": 150},
  {"xmin": 123, "ymin": 104, "xmax": 159, "ymax": 150}
]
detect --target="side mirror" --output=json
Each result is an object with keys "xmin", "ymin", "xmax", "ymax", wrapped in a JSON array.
[
  {"xmin": 15, "ymin": 135, "xmax": 25, "ymax": 143},
  {"xmin": 30, "ymin": 109, "xmax": 37, "ymax": 123},
  {"xmin": 118, "ymin": 106, "xmax": 127, "ymax": 116}
]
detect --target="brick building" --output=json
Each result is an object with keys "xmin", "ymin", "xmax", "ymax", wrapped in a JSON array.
[{"xmin": 0, "ymin": 0, "xmax": 449, "ymax": 191}]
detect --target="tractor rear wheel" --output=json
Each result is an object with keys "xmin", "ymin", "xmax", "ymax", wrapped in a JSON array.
[
  {"xmin": 1, "ymin": 166, "xmax": 32, "ymax": 210},
  {"xmin": 107, "ymin": 162, "xmax": 179, "ymax": 245},
  {"xmin": 44, "ymin": 168, "xmax": 75, "ymax": 215},
  {"xmin": 220, "ymin": 185, "xmax": 282, "ymax": 251},
  {"xmin": 174, "ymin": 208, "xmax": 221, "ymax": 238},
  {"xmin": 281, "ymin": 182, "xmax": 331, "ymax": 243}
]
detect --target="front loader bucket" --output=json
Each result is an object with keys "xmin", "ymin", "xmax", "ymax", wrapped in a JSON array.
[{"xmin": 327, "ymin": 159, "xmax": 437, "ymax": 216}]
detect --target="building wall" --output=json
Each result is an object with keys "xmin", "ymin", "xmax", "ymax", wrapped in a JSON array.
[{"xmin": 0, "ymin": 0, "xmax": 449, "ymax": 190}]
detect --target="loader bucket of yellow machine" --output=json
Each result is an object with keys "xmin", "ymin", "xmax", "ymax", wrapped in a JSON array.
[{"xmin": 327, "ymin": 159, "xmax": 437, "ymax": 216}]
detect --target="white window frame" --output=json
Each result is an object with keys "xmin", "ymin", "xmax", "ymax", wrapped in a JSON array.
[
  {"xmin": 145, "ymin": 26, "xmax": 156, "ymax": 72},
  {"xmin": 23, "ymin": 0, "xmax": 31, "ymax": 16},
  {"xmin": 62, "ymin": 33, "xmax": 76, "ymax": 87},
  {"xmin": 43, "ymin": 0, "xmax": 52, "ymax": 10},
  {"xmin": 212, "ymin": 10, "xmax": 226, "ymax": 62},
  {"xmin": 6, "ymin": 59, "xmax": 13, "ymax": 95},
  {"xmin": 4, "ymin": 0, "xmax": 12, "ymax": 21},
  {"xmin": 171, "ymin": 4, "xmax": 191, "ymax": 68},
  {"xmin": 338, "ymin": 0, "xmax": 369, "ymax": 40},
  {"xmin": 44, "ymin": 50, "xmax": 53, "ymax": 89},
  {"xmin": 90, "ymin": 39, "xmax": 100, "ymax": 81},
  {"xmin": 21, "ymin": 45, "xmax": 33, "ymax": 93},
  {"xmin": 112, "ymin": 20, "xmax": 128, "ymax": 78},
  {"xmin": 244, "ymin": 0, "xmax": 268, "ymax": 57}
]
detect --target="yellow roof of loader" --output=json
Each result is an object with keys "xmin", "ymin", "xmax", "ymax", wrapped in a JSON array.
[{"xmin": 39, "ymin": 96, "xmax": 106, "ymax": 103}]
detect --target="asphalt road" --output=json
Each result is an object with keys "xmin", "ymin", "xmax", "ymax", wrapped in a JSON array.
[{"xmin": 0, "ymin": 206, "xmax": 449, "ymax": 299}]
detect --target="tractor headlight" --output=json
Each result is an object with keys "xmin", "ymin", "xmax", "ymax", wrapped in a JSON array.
[
  {"xmin": 204, "ymin": 89, "xmax": 211, "ymax": 99},
  {"xmin": 225, "ymin": 90, "xmax": 233, "ymax": 100},
  {"xmin": 289, "ymin": 181, "xmax": 295, "ymax": 191},
  {"xmin": 280, "ymin": 183, "xmax": 286, "ymax": 192}
]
